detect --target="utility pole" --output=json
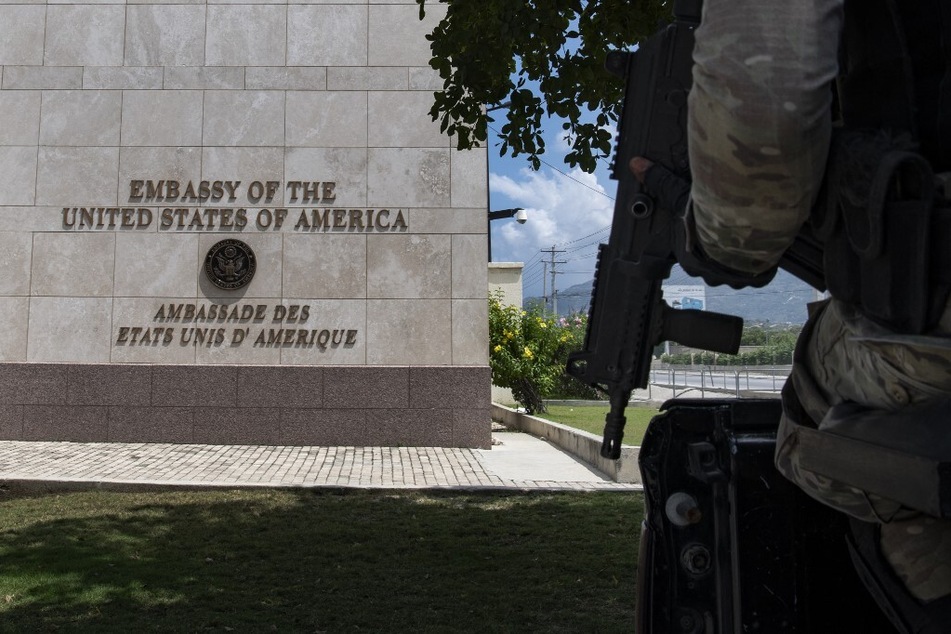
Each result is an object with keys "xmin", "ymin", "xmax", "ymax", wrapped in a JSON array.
[
  {"xmin": 540, "ymin": 245, "xmax": 567, "ymax": 316},
  {"xmin": 542, "ymin": 260, "xmax": 548, "ymax": 308}
]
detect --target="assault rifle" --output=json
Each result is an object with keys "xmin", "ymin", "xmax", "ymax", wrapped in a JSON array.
[{"xmin": 565, "ymin": 0, "xmax": 825, "ymax": 459}]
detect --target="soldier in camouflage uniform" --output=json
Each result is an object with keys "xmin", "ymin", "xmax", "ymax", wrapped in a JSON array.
[{"xmin": 635, "ymin": 0, "xmax": 951, "ymax": 607}]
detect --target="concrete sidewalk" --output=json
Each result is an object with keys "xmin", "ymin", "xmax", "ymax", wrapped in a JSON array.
[{"xmin": 0, "ymin": 430, "xmax": 640, "ymax": 493}]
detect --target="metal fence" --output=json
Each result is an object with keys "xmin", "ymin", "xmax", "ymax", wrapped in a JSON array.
[{"xmin": 647, "ymin": 365, "xmax": 792, "ymax": 398}]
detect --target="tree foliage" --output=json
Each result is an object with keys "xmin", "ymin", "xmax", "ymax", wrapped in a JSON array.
[
  {"xmin": 662, "ymin": 326, "xmax": 802, "ymax": 366},
  {"xmin": 488, "ymin": 294, "xmax": 599, "ymax": 413},
  {"xmin": 416, "ymin": 0, "xmax": 669, "ymax": 172}
]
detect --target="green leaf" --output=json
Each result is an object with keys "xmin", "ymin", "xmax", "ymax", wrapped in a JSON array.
[{"xmin": 418, "ymin": 0, "xmax": 668, "ymax": 172}]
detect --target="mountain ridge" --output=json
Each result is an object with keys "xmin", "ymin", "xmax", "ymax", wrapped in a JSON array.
[{"xmin": 527, "ymin": 267, "xmax": 819, "ymax": 325}]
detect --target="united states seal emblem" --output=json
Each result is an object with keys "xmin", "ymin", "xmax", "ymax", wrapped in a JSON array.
[{"xmin": 204, "ymin": 239, "xmax": 256, "ymax": 290}]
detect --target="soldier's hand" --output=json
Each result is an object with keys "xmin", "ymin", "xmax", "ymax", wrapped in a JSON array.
[{"xmin": 629, "ymin": 157, "xmax": 654, "ymax": 184}]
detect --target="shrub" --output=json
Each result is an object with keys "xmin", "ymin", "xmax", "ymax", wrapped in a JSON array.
[{"xmin": 489, "ymin": 294, "xmax": 575, "ymax": 413}]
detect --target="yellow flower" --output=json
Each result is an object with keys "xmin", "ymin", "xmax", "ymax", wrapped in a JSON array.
[
  {"xmin": 504, "ymin": 330, "xmax": 514, "ymax": 340},
  {"xmin": 493, "ymin": 344, "xmax": 502, "ymax": 353},
  {"xmin": 523, "ymin": 346, "xmax": 533, "ymax": 359},
  {"xmin": 539, "ymin": 322, "xmax": 547, "ymax": 329}
]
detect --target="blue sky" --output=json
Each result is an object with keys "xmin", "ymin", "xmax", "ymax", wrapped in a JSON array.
[{"xmin": 486, "ymin": 117, "xmax": 619, "ymax": 300}]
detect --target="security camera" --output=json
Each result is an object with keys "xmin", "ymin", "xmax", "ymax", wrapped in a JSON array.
[{"xmin": 515, "ymin": 209, "xmax": 528, "ymax": 224}]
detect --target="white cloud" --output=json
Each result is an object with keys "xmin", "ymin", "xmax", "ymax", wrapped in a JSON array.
[{"xmin": 489, "ymin": 165, "xmax": 615, "ymax": 295}]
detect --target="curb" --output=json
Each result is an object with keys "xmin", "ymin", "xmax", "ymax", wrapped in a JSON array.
[{"xmin": 491, "ymin": 403, "xmax": 640, "ymax": 484}]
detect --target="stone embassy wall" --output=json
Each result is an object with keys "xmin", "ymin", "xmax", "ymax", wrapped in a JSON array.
[{"xmin": 0, "ymin": 0, "xmax": 491, "ymax": 447}]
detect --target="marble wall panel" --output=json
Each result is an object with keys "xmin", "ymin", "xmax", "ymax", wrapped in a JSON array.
[
  {"xmin": 451, "ymin": 234, "xmax": 488, "ymax": 298},
  {"xmin": 278, "ymin": 299, "xmax": 367, "ymax": 365},
  {"xmin": 165, "ymin": 67, "xmax": 244, "ymax": 90},
  {"xmin": 0, "ymin": 92, "xmax": 40, "ymax": 145},
  {"xmin": 110, "ymin": 298, "xmax": 198, "ymax": 364},
  {"xmin": 284, "ymin": 148, "xmax": 368, "ymax": 207},
  {"xmin": 2, "ymin": 67, "xmax": 82, "ymax": 90},
  {"xmin": 0, "ymin": 148, "xmax": 38, "ymax": 205},
  {"xmin": 287, "ymin": 5, "xmax": 368, "ymax": 66},
  {"xmin": 0, "ymin": 299, "xmax": 29, "ymax": 361},
  {"xmin": 282, "ymin": 0, "xmax": 366, "ymax": 4},
  {"xmin": 247, "ymin": 67, "xmax": 327, "ymax": 90},
  {"xmin": 451, "ymin": 149, "xmax": 488, "ymax": 208},
  {"xmin": 410, "ymin": 208, "xmax": 487, "ymax": 234},
  {"xmin": 368, "ymin": 91, "xmax": 447, "ymax": 148},
  {"xmin": 282, "ymin": 234, "xmax": 367, "ymax": 298},
  {"xmin": 0, "ymin": 7, "xmax": 45, "ymax": 65},
  {"xmin": 366, "ymin": 234, "xmax": 451, "ymax": 299},
  {"xmin": 31, "ymin": 233, "xmax": 116, "ymax": 297},
  {"xmin": 119, "ymin": 147, "xmax": 203, "ymax": 196},
  {"xmin": 451, "ymin": 298, "xmax": 488, "ymax": 365},
  {"xmin": 366, "ymin": 299, "xmax": 451, "ymax": 364},
  {"xmin": 115, "ymin": 232, "xmax": 199, "ymax": 297},
  {"xmin": 0, "ymin": 233, "xmax": 33, "ymax": 296},
  {"xmin": 40, "ymin": 90, "xmax": 121, "ymax": 146},
  {"xmin": 368, "ymin": 4, "xmax": 446, "ymax": 67},
  {"xmin": 286, "ymin": 91, "xmax": 368, "ymax": 147},
  {"xmin": 0, "ymin": 208, "xmax": 62, "ymax": 232},
  {"xmin": 368, "ymin": 148, "xmax": 450, "ymax": 208},
  {"xmin": 201, "ymin": 147, "xmax": 285, "ymax": 207},
  {"xmin": 45, "ymin": 6, "xmax": 125, "ymax": 66},
  {"xmin": 194, "ymin": 331, "xmax": 283, "ymax": 365},
  {"xmin": 83, "ymin": 67, "xmax": 164, "ymax": 90},
  {"xmin": 36, "ymin": 147, "xmax": 119, "ymax": 206},
  {"xmin": 121, "ymin": 91, "xmax": 204, "ymax": 147},
  {"xmin": 27, "ymin": 297, "xmax": 113, "ymax": 362},
  {"xmin": 408, "ymin": 67, "xmax": 442, "ymax": 91},
  {"xmin": 327, "ymin": 67, "xmax": 406, "ymax": 91},
  {"xmin": 125, "ymin": 5, "xmax": 206, "ymax": 66},
  {"xmin": 203, "ymin": 91, "xmax": 286, "ymax": 147},
  {"xmin": 126, "ymin": 0, "xmax": 203, "ymax": 5},
  {"xmin": 206, "ymin": 6, "xmax": 287, "ymax": 66}
]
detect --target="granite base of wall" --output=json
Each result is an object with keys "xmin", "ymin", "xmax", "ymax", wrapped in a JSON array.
[{"xmin": 0, "ymin": 364, "xmax": 491, "ymax": 449}]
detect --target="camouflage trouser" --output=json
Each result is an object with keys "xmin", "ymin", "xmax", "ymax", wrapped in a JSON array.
[{"xmin": 776, "ymin": 298, "xmax": 951, "ymax": 602}]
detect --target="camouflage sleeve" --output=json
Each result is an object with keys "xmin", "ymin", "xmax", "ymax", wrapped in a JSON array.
[{"xmin": 688, "ymin": 0, "xmax": 844, "ymax": 275}]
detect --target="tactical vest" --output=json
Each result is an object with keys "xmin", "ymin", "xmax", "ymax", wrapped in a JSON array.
[{"xmin": 814, "ymin": 0, "xmax": 951, "ymax": 334}]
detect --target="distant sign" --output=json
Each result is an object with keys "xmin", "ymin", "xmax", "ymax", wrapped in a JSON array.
[{"xmin": 663, "ymin": 285, "xmax": 706, "ymax": 311}]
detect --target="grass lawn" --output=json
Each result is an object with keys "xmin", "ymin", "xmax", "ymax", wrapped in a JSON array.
[
  {"xmin": 537, "ymin": 405, "xmax": 659, "ymax": 446},
  {"xmin": 0, "ymin": 488, "xmax": 643, "ymax": 633}
]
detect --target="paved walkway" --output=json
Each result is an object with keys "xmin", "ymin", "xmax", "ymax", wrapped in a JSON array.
[{"xmin": 0, "ymin": 431, "xmax": 640, "ymax": 492}]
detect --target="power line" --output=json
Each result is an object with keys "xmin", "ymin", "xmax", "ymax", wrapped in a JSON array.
[{"xmin": 488, "ymin": 124, "xmax": 616, "ymax": 202}]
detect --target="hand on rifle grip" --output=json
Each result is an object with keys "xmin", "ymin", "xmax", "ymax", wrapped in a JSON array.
[{"xmin": 630, "ymin": 157, "xmax": 654, "ymax": 184}]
